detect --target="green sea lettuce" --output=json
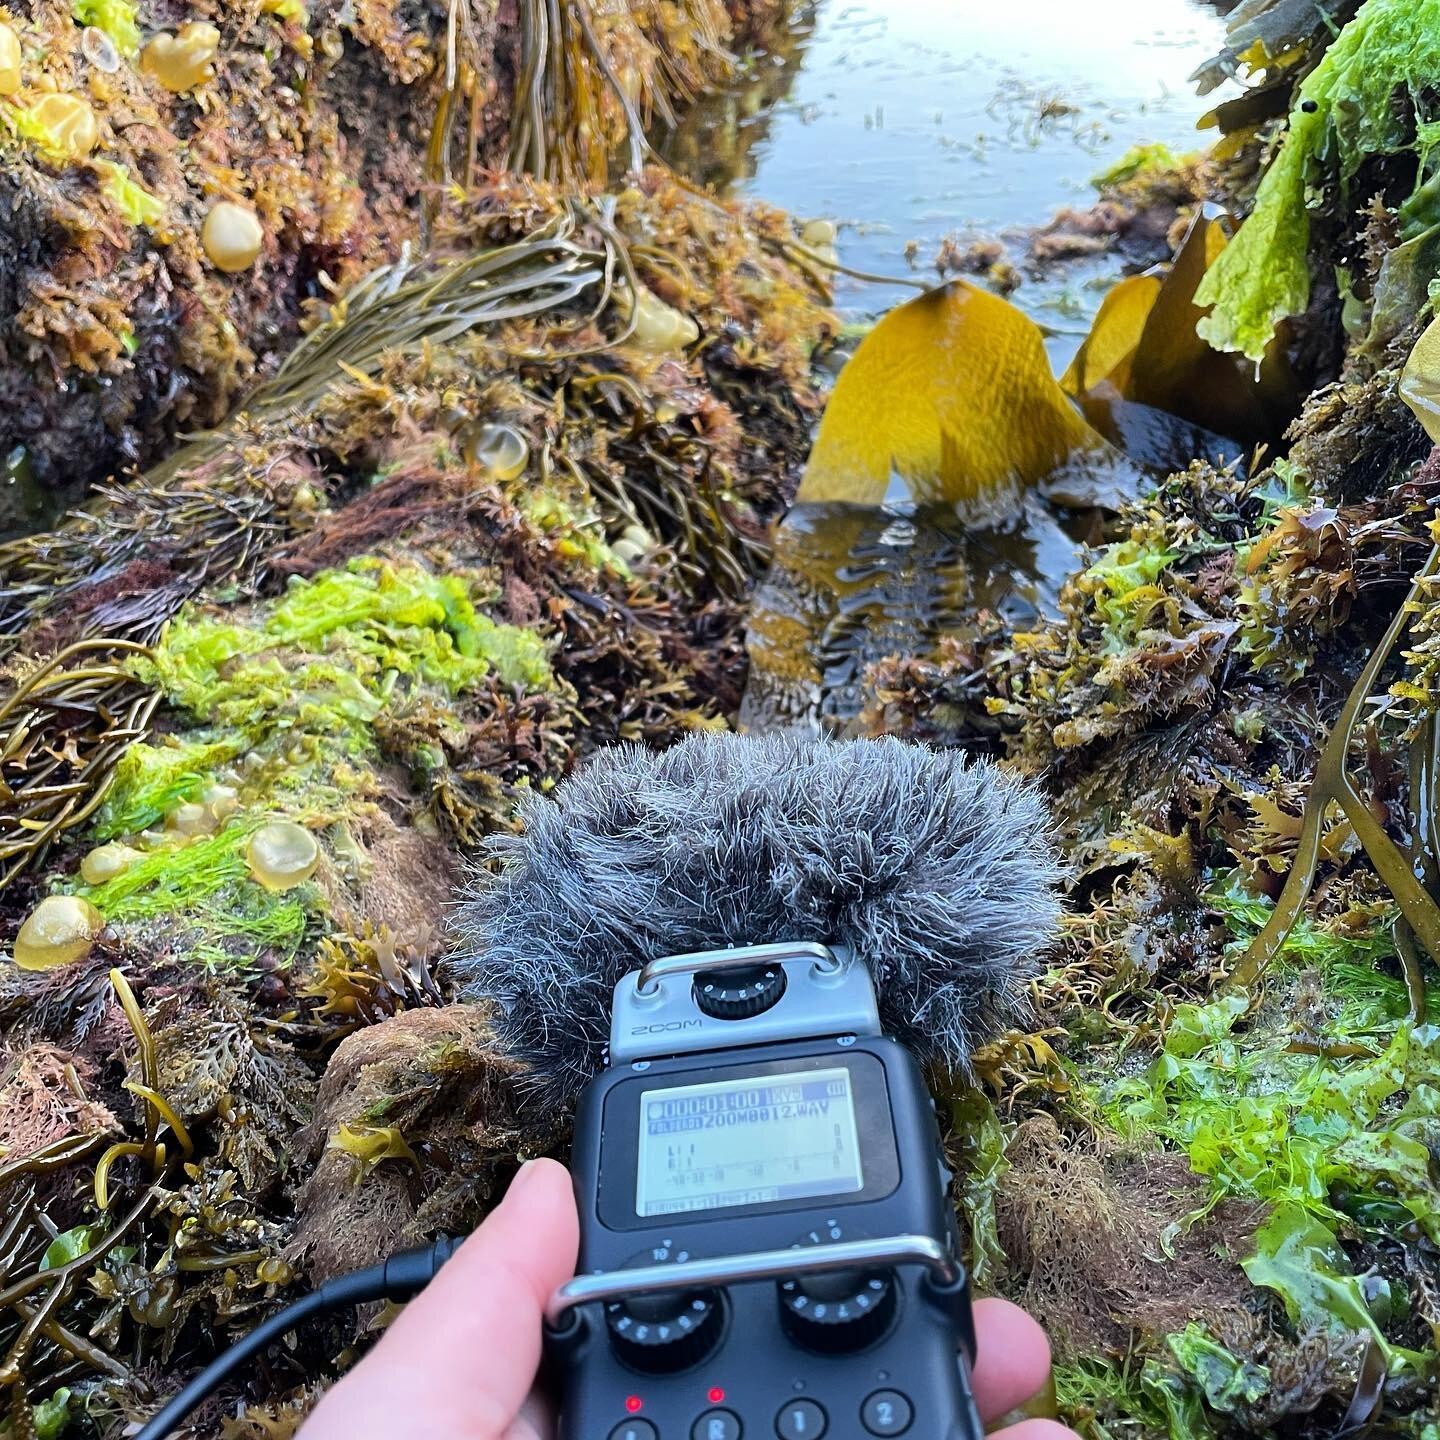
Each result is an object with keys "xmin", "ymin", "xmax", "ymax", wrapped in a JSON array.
[
  {"xmin": 1166, "ymin": 1325, "xmax": 1269, "ymax": 1414},
  {"xmin": 1103, "ymin": 980, "xmax": 1440, "ymax": 1245},
  {"xmin": 949, "ymin": 1089, "xmax": 1009, "ymax": 1288},
  {"xmin": 95, "ymin": 162, "xmax": 165, "ymax": 227},
  {"xmin": 1243, "ymin": 1203, "xmax": 1426, "ymax": 1371},
  {"xmin": 73, "ymin": 0, "xmax": 140, "ymax": 55},
  {"xmin": 1195, "ymin": 0, "xmax": 1440, "ymax": 360},
  {"xmin": 1073, "ymin": 537, "xmax": 1180, "ymax": 652},
  {"xmin": 32, "ymin": 1389, "xmax": 72, "ymax": 1440},
  {"xmin": 39, "ymin": 1225, "xmax": 103, "ymax": 1271},
  {"xmin": 135, "ymin": 559, "xmax": 553, "ymax": 744},
  {"xmin": 93, "ymin": 736, "xmax": 244, "ymax": 839}
]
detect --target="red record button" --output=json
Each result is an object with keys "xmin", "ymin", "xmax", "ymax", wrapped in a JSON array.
[{"xmin": 692, "ymin": 1408, "xmax": 742, "ymax": 1440}]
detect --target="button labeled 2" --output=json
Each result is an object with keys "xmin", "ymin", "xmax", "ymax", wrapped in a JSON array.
[{"xmin": 861, "ymin": 1389, "xmax": 913, "ymax": 1436}]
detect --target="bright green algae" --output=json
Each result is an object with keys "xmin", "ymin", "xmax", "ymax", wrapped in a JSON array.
[
  {"xmin": 1196, "ymin": 0, "xmax": 1440, "ymax": 359},
  {"xmin": 53, "ymin": 558, "xmax": 555, "ymax": 965}
]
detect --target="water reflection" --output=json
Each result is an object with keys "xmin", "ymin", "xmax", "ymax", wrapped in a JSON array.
[
  {"xmin": 658, "ymin": 0, "xmax": 1230, "ymax": 348},
  {"xmin": 740, "ymin": 497, "xmax": 1082, "ymax": 735},
  {"xmin": 0, "ymin": 449, "xmax": 69, "ymax": 543},
  {"xmin": 653, "ymin": 9, "xmax": 819, "ymax": 191},
  {"xmin": 672, "ymin": 0, "xmax": 1240, "ymax": 734},
  {"xmin": 738, "ymin": 403, "xmax": 1234, "ymax": 736}
]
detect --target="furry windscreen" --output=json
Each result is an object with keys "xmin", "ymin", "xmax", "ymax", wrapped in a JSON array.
[{"xmin": 450, "ymin": 733, "xmax": 1062, "ymax": 1103}]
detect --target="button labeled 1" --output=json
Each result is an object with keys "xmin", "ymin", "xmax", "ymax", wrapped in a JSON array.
[
  {"xmin": 861, "ymin": 1389, "xmax": 913, "ymax": 1436},
  {"xmin": 775, "ymin": 1399, "xmax": 827, "ymax": 1438}
]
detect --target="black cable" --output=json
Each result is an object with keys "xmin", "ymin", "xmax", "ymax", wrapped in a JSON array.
[{"xmin": 134, "ymin": 1236, "xmax": 460, "ymax": 1440}]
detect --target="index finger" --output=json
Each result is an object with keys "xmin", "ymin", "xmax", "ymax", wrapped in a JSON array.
[{"xmin": 303, "ymin": 1158, "xmax": 579, "ymax": 1440}]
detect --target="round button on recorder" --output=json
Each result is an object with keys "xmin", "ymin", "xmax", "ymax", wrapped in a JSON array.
[
  {"xmin": 608, "ymin": 1421, "xmax": 658, "ymax": 1440},
  {"xmin": 861, "ymin": 1389, "xmax": 913, "ymax": 1436},
  {"xmin": 692, "ymin": 1408, "xmax": 742, "ymax": 1440},
  {"xmin": 775, "ymin": 1398, "xmax": 827, "ymax": 1437}
]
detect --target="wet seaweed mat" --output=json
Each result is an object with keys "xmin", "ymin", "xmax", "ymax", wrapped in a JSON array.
[{"xmin": 6, "ymin": 0, "xmax": 1440, "ymax": 1435}]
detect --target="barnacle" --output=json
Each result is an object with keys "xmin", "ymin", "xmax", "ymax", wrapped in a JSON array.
[
  {"xmin": 201, "ymin": 202, "xmax": 265, "ymax": 273},
  {"xmin": 72, "ymin": 0, "xmax": 140, "ymax": 57},
  {"xmin": 245, "ymin": 822, "xmax": 319, "ymax": 891},
  {"xmin": 12, "ymin": 896, "xmax": 105, "ymax": 972}
]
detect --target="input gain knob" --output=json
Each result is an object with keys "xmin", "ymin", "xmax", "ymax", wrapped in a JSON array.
[
  {"xmin": 692, "ymin": 963, "xmax": 787, "ymax": 1020},
  {"xmin": 605, "ymin": 1241, "xmax": 724, "ymax": 1374},
  {"xmin": 778, "ymin": 1222, "xmax": 897, "ymax": 1355}
]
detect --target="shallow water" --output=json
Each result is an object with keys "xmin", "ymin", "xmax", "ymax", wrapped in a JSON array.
[
  {"xmin": 678, "ymin": 0, "xmax": 1237, "ymax": 733},
  {"xmin": 661, "ymin": 0, "xmax": 1231, "ymax": 367},
  {"xmin": 738, "ymin": 498, "xmax": 1085, "ymax": 734}
]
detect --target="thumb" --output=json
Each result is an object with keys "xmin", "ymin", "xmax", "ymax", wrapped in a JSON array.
[{"xmin": 301, "ymin": 1158, "xmax": 579, "ymax": 1440}]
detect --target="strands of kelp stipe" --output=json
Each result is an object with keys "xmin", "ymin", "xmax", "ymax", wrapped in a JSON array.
[
  {"xmin": 1231, "ymin": 545, "xmax": 1440, "ymax": 1021},
  {"xmin": 0, "ymin": 644, "xmax": 160, "ymax": 893},
  {"xmin": 505, "ymin": 0, "xmax": 733, "ymax": 187}
]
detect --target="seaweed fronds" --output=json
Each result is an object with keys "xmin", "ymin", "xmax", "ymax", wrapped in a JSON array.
[
  {"xmin": 0, "ymin": 644, "xmax": 160, "ymax": 893},
  {"xmin": 504, "ymin": 0, "xmax": 736, "ymax": 186},
  {"xmin": 1232, "ymin": 546, "xmax": 1440, "ymax": 994}
]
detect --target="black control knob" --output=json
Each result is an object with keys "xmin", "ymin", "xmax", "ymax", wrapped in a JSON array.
[
  {"xmin": 778, "ymin": 1223, "xmax": 897, "ymax": 1354},
  {"xmin": 692, "ymin": 963, "xmax": 787, "ymax": 1020},
  {"xmin": 605, "ymin": 1241, "xmax": 724, "ymax": 1374}
]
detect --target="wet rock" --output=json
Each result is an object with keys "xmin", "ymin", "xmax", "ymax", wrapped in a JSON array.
[{"xmin": 290, "ymin": 1005, "xmax": 544, "ymax": 1280}]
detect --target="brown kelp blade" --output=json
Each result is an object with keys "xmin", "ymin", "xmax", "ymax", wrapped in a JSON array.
[
  {"xmin": 1059, "ymin": 272, "xmax": 1162, "ymax": 403},
  {"xmin": 797, "ymin": 281, "xmax": 1110, "ymax": 513},
  {"xmin": 1400, "ymin": 308, "xmax": 1440, "ymax": 444},
  {"xmin": 1062, "ymin": 207, "xmax": 1297, "ymax": 451}
]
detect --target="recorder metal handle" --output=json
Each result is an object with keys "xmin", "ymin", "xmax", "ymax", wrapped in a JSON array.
[
  {"xmin": 545, "ymin": 1233, "xmax": 957, "ymax": 1327},
  {"xmin": 635, "ymin": 941, "xmax": 843, "ymax": 996}
]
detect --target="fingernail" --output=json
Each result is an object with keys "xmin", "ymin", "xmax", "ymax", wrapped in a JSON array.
[{"xmin": 507, "ymin": 1157, "xmax": 545, "ymax": 1199}]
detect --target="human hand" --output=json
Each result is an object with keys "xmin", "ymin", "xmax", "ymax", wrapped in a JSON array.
[{"xmin": 300, "ymin": 1158, "xmax": 1078, "ymax": 1440}]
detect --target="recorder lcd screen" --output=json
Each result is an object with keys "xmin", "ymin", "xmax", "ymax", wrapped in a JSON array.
[{"xmin": 635, "ymin": 1067, "xmax": 864, "ymax": 1216}]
